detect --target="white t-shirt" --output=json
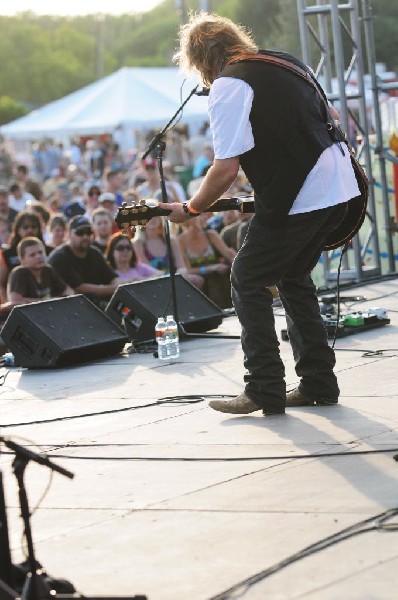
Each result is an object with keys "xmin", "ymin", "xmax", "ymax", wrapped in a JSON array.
[
  {"xmin": 8, "ymin": 191, "xmax": 35, "ymax": 213},
  {"xmin": 209, "ymin": 77, "xmax": 359, "ymax": 214}
]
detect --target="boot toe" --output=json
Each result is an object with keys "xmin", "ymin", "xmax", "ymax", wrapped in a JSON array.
[{"xmin": 209, "ymin": 393, "xmax": 260, "ymax": 414}]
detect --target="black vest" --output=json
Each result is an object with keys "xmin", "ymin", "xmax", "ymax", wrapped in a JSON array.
[{"xmin": 218, "ymin": 50, "xmax": 337, "ymax": 226}]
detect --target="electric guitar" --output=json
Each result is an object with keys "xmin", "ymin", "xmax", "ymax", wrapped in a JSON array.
[
  {"xmin": 114, "ymin": 191, "xmax": 367, "ymax": 251},
  {"xmin": 114, "ymin": 196, "xmax": 255, "ymax": 231}
]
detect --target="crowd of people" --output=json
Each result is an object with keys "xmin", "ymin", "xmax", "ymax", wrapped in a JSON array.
[{"xmin": 0, "ymin": 128, "xmax": 253, "ymax": 333}]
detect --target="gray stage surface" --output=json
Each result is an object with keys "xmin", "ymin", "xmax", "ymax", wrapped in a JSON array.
[{"xmin": 1, "ymin": 277, "xmax": 398, "ymax": 599}]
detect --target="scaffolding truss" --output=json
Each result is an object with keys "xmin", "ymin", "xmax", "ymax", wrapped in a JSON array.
[{"xmin": 296, "ymin": 0, "xmax": 397, "ymax": 284}]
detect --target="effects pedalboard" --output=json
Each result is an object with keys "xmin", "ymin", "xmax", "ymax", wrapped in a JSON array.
[{"xmin": 281, "ymin": 307, "xmax": 390, "ymax": 341}]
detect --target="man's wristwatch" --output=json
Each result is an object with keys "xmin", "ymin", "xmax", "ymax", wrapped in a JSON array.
[{"xmin": 182, "ymin": 202, "xmax": 201, "ymax": 217}]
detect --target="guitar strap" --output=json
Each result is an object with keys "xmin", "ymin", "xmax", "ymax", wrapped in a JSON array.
[{"xmin": 225, "ymin": 53, "xmax": 369, "ymax": 250}]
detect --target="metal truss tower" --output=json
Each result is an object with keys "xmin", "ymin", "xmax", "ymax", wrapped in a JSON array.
[{"xmin": 296, "ymin": 0, "xmax": 396, "ymax": 285}]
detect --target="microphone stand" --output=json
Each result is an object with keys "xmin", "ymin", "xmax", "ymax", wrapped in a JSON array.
[
  {"xmin": 1, "ymin": 437, "xmax": 74, "ymax": 600},
  {"xmin": 141, "ymin": 85, "xmax": 200, "ymax": 334}
]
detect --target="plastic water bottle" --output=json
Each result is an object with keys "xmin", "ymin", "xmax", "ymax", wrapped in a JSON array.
[
  {"xmin": 166, "ymin": 315, "xmax": 180, "ymax": 360},
  {"xmin": 155, "ymin": 317, "xmax": 168, "ymax": 360}
]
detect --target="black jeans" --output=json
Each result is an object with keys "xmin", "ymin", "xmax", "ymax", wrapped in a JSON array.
[{"xmin": 231, "ymin": 202, "xmax": 348, "ymax": 413}]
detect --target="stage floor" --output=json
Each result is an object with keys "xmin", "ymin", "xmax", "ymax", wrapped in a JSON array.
[{"xmin": 1, "ymin": 276, "xmax": 398, "ymax": 599}]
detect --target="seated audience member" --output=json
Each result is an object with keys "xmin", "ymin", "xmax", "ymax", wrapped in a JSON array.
[
  {"xmin": 48, "ymin": 215, "xmax": 120, "ymax": 308},
  {"xmin": 42, "ymin": 168, "xmax": 66, "ymax": 199},
  {"xmin": 0, "ymin": 186, "xmax": 18, "ymax": 235},
  {"xmin": 133, "ymin": 215, "xmax": 203, "ymax": 289},
  {"xmin": 192, "ymin": 142, "xmax": 214, "ymax": 178},
  {"xmin": 25, "ymin": 201, "xmax": 51, "ymax": 243},
  {"xmin": 187, "ymin": 164, "xmax": 211, "ymax": 199},
  {"xmin": 7, "ymin": 237, "xmax": 74, "ymax": 304},
  {"xmin": 178, "ymin": 214, "xmax": 237, "ymax": 308},
  {"xmin": 98, "ymin": 192, "xmax": 119, "ymax": 233},
  {"xmin": 8, "ymin": 183, "xmax": 35, "ymax": 213},
  {"xmin": 220, "ymin": 210, "xmax": 245, "ymax": 250},
  {"xmin": 14, "ymin": 164, "xmax": 43, "ymax": 201},
  {"xmin": 136, "ymin": 157, "xmax": 180, "ymax": 203},
  {"xmin": 236, "ymin": 213, "xmax": 254, "ymax": 249},
  {"xmin": 122, "ymin": 188, "xmax": 141, "ymax": 205},
  {"xmin": 92, "ymin": 208, "xmax": 114, "ymax": 254},
  {"xmin": 0, "ymin": 212, "xmax": 51, "ymax": 302},
  {"xmin": 104, "ymin": 168, "xmax": 124, "ymax": 207},
  {"xmin": 83, "ymin": 185, "xmax": 101, "ymax": 222},
  {"xmin": 48, "ymin": 213, "xmax": 68, "ymax": 249},
  {"xmin": 62, "ymin": 195, "xmax": 86, "ymax": 220},
  {"xmin": 162, "ymin": 161, "xmax": 187, "ymax": 203},
  {"xmin": 106, "ymin": 233, "xmax": 162, "ymax": 282},
  {"xmin": 0, "ymin": 216, "xmax": 10, "ymax": 245}
]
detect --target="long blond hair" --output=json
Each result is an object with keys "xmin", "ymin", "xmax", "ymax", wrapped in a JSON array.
[{"xmin": 174, "ymin": 12, "xmax": 258, "ymax": 88}]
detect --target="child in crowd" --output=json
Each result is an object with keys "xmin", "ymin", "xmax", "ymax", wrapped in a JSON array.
[{"xmin": 7, "ymin": 237, "xmax": 74, "ymax": 304}]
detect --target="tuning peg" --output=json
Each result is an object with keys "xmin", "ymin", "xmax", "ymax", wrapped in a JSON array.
[
  {"xmin": 139, "ymin": 199, "xmax": 147, "ymax": 206},
  {"xmin": 139, "ymin": 225, "xmax": 146, "ymax": 231},
  {"xmin": 122, "ymin": 201, "xmax": 127, "ymax": 208},
  {"xmin": 130, "ymin": 226, "xmax": 136, "ymax": 235}
]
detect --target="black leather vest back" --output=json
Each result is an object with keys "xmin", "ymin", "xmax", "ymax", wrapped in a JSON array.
[{"xmin": 218, "ymin": 50, "xmax": 335, "ymax": 225}]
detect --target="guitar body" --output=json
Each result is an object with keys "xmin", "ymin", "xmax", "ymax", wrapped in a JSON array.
[{"xmin": 323, "ymin": 154, "xmax": 369, "ymax": 251}]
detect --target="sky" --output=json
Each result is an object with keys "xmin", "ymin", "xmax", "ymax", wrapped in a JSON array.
[{"xmin": 0, "ymin": 0, "xmax": 164, "ymax": 17}]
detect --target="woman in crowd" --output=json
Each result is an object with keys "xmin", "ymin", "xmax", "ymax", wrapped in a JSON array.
[
  {"xmin": 84, "ymin": 184, "xmax": 101, "ymax": 222},
  {"xmin": 106, "ymin": 232, "xmax": 162, "ymax": 283},
  {"xmin": 178, "ymin": 213, "xmax": 237, "ymax": 308},
  {"xmin": 0, "ymin": 211, "xmax": 52, "ymax": 302},
  {"xmin": 133, "ymin": 215, "xmax": 203, "ymax": 289},
  {"xmin": 25, "ymin": 200, "xmax": 51, "ymax": 242}
]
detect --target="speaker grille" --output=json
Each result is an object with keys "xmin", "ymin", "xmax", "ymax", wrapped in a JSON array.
[
  {"xmin": 2, "ymin": 295, "xmax": 128, "ymax": 368},
  {"xmin": 106, "ymin": 275, "xmax": 223, "ymax": 342}
]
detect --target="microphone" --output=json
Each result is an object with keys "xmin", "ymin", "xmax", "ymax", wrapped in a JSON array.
[{"xmin": 195, "ymin": 87, "xmax": 210, "ymax": 96}]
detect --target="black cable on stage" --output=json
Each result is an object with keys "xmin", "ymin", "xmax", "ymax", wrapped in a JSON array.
[
  {"xmin": 3, "ymin": 446, "xmax": 397, "ymax": 463},
  {"xmin": 0, "ymin": 394, "xmax": 233, "ymax": 428},
  {"xmin": 207, "ymin": 508, "xmax": 398, "ymax": 600}
]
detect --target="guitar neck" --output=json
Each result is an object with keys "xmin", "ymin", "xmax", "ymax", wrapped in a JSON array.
[
  {"xmin": 158, "ymin": 196, "xmax": 255, "ymax": 216},
  {"xmin": 115, "ymin": 196, "xmax": 255, "ymax": 230},
  {"xmin": 210, "ymin": 196, "xmax": 255, "ymax": 213}
]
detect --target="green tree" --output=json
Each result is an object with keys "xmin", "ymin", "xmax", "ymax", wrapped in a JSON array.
[{"xmin": 0, "ymin": 96, "xmax": 27, "ymax": 125}]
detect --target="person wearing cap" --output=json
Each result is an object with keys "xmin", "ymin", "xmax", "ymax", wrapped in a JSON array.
[
  {"xmin": 98, "ymin": 191, "xmax": 117, "ymax": 213},
  {"xmin": 48, "ymin": 215, "xmax": 120, "ymax": 308},
  {"xmin": 98, "ymin": 192, "xmax": 119, "ymax": 233}
]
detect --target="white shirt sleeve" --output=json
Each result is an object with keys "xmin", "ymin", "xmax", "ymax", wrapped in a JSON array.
[{"xmin": 208, "ymin": 77, "xmax": 255, "ymax": 159}]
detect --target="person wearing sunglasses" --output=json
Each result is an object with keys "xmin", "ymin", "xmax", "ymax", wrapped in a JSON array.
[
  {"xmin": 105, "ymin": 233, "xmax": 162, "ymax": 283},
  {"xmin": 48, "ymin": 215, "xmax": 120, "ymax": 308}
]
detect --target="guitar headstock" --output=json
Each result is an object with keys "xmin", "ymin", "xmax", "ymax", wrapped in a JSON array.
[{"xmin": 114, "ymin": 200, "xmax": 171, "ymax": 233}]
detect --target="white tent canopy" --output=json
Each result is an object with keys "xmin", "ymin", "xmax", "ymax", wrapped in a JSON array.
[{"xmin": 0, "ymin": 67, "xmax": 209, "ymax": 143}]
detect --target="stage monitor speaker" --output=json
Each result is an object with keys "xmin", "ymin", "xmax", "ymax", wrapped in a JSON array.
[
  {"xmin": 1, "ymin": 295, "xmax": 128, "ymax": 368},
  {"xmin": 105, "ymin": 275, "xmax": 224, "ymax": 343}
]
